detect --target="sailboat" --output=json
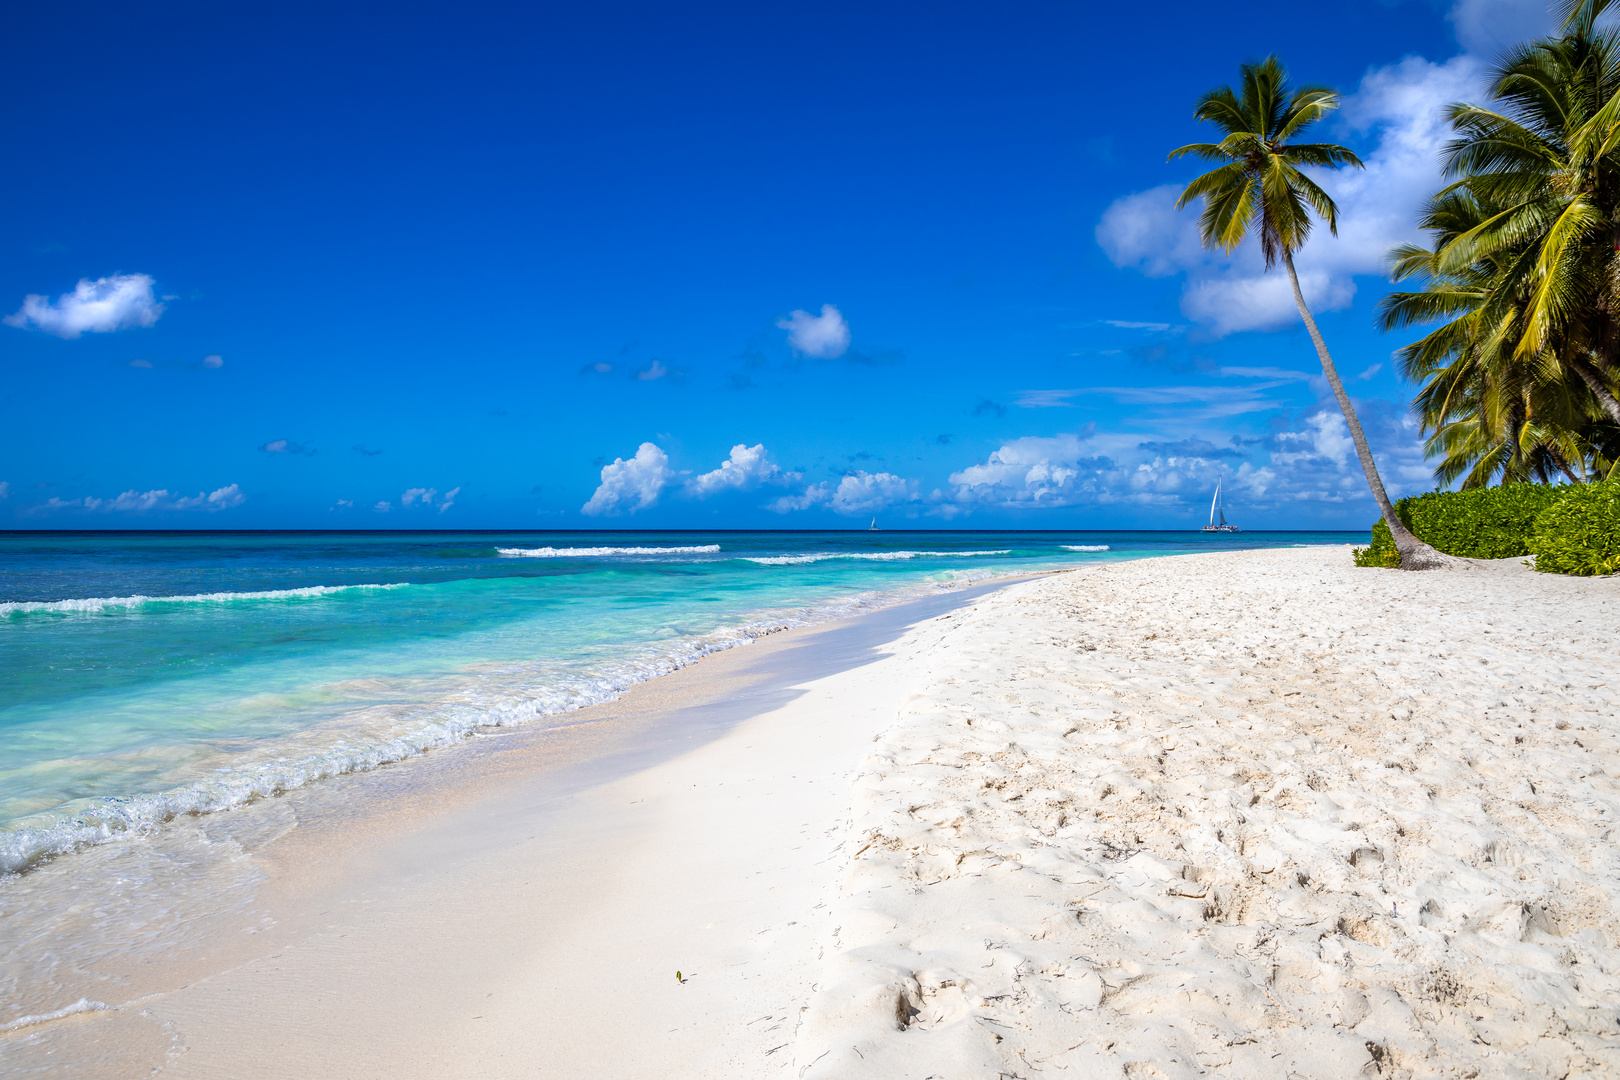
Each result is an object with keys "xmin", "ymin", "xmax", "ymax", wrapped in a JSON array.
[
  {"xmin": 868, "ymin": 517, "xmax": 880, "ymax": 531},
  {"xmin": 1202, "ymin": 478, "xmax": 1239, "ymax": 533}
]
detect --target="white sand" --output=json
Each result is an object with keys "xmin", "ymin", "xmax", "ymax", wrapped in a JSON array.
[
  {"xmin": 8, "ymin": 548, "xmax": 1617, "ymax": 1079},
  {"xmin": 795, "ymin": 547, "xmax": 1620, "ymax": 1078}
]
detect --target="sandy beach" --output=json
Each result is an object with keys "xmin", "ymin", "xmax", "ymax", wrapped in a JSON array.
[{"xmin": 5, "ymin": 547, "xmax": 1618, "ymax": 1078}]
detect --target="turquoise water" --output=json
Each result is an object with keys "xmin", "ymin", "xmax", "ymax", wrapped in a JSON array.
[{"xmin": 0, "ymin": 529, "xmax": 1355, "ymax": 873}]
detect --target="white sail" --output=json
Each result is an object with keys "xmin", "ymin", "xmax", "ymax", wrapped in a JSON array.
[{"xmin": 1208, "ymin": 479, "xmax": 1220, "ymax": 527}]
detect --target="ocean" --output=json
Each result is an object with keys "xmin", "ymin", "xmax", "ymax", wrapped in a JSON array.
[{"xmin": 0, "ymin": 529, "xmax": 1356, "ymax": 876}]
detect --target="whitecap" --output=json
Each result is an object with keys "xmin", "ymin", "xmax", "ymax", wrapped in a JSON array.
[
  {"xmin": 496, "ymin": 545, "xmax": 721, "ymax": 557},
  {"xmin": 1062, "ymin": 545, "xmax": 1111, "ymax": 552},
  {"xmin": 745, "ymin": 550, "xmax": 1010, "ymax": 565},
  {"xmin": 0, "ymin": 583, "xmax": 409, "ymax": 618}
]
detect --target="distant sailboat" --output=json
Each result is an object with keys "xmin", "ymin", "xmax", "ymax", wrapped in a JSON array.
[
  {"xmin": 1202, "ymin": 478, "xmax": 1239, "ymax": 533},
  {"xmin": 869, "ymin": 517, "xmax": 880, "ymax": 531}
]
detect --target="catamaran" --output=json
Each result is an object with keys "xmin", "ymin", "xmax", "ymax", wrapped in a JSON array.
[{"xmin": 1202, "ymin": 478, "xmax": 1239, "ymax": 533}]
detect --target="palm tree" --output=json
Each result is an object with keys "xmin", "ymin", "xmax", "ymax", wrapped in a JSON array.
[
  {"xmin": 1434, "ymin": 19, "xmax": 1620, "ymax": 426},
  {"xmin": 1170, "ymin": 56, "xmax": 1457, "ymax": 569},
  {"xmin": 1380, "ymin": 187, "xmax": 1615, "ymax": 486}
]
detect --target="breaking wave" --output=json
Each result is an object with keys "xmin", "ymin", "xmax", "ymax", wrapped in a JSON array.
[
  {"xmin": 0, "ymin": 584, "xmax": 408, "ymax": 618},
  {"xmin": 1062, "ymin": 545, "xmax": 1111, "ymax": 552},
  {"xmin": 497, "ymin": 545, "xmax": 722, "ymax": 557},
  {"xmin": 745, "ymin": 550, "xmax": 1011, "ymax": 566}
]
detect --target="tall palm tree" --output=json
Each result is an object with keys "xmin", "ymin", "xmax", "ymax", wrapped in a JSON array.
[{"xmin": 1170, "ymin": 56, "xmax": 1457, "ymax": 569}]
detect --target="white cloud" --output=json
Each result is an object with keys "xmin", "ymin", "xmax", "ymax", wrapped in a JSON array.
[
  {"xmin": 776, "ymin": 304, "xmax": 850, "ymax": 359},
  {"xmin": 949, "ymin": 434, "xmax": 1099, "ymax": 507},
  {"xmin": 1095, "ymin": 191, "xmax": 1211, "ymax": 278},
  {"xmin": 27, "ymin": 483, "xmax": 244, "ymax": 515},
  {"xmin": 582, "ymin": 442, "xmax": 674, "ymax": 516},
  {"xmin": 942, "ymin": 401, "xmax": 1429, "ymax": 518},
  {"xmin": 1097, "ymin": 55, "xmax": 1483, "ymax": 336},
  {"xmin": 336, "ymin": 499, "xmax": 354, "ymax": 508},
  {"xmin": 375, "ymin": 501, "xmax": 391, "ymax": 512},
  {"xmin": 4, "ymin": 273, "xmax": 165, "ymax": 338},
  {"xmin": 1272, "ymin": 411, "xmax": 1354, "ymax": 468},
  {"xmin": 0, "ymin": 481, "xmax": 8, "ymax": 499},
  {"xmin": 767, "ymin": 483, "xmax": 832, "ymax": 513},
  {"xmin": 687, "ymin": 444, "xmax": 790, "ymax": 497},
  {"xmin": 830, "ymin": 471, "xmax": 914, "ymax": 515},
  {"xmin": 202, "ymin": 355, "xmax": 223, "ymax": 368},
  {"xmin": 1219, "ymin": 366, "xmax": 1315, "ymax": 382},
  {"xmin": 396, "ymin": 485, "xmax": 460, "ymax": 511},
  {"xmin": 766, "ymin": 471, "xmax": 917, "ymax": 515},
  {"xmin": 635, "ymin": 359, "xmax": 668, "ymax": 381}
]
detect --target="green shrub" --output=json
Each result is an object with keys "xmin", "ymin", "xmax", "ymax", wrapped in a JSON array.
[
  {"xmin": 1528, "ymin": 478, "xmax": 1620, "ymax": 576},
  {"xmin": 1353, "ymin": 483, "xmax": 1569, "ymax": 568},
  {"xmin": 1352, "ymin": 520, "xmax": 1400, "ymax": 567}
]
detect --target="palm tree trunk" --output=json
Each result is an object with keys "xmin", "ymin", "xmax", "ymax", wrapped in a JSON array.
[
  {"xmin": 1568, "ymin": 355, "xmax": 1620, "ymax": 426},
  {"xmin": 1282, "ymin": 252, "xmax": 1463, "ymax": 570},
  {"xmin": 1543, "ymin": 443, "xmax": 1585, "ymax": 485}
]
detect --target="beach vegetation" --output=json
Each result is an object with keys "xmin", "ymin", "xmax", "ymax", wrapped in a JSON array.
[
  {"xmin": 1170, "ymin": 57, "xmax": 1457, "ymax": 570},
  {"xmin": 1527, "ymin": 476, "xmax": 1620, "ymax": 573},
  {"xmin": 1353, "ymin": 483, "xmax": 1570, "ymax": 566}
]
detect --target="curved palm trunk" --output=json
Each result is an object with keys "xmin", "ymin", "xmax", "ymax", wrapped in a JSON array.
[
  {"xmin": 1282, "ymin": 253, "xmax": 1464, "ymax": 570},
  {"xmin": 1568, "ymin": 355, "xmax": 1620, "ymax": 426}
]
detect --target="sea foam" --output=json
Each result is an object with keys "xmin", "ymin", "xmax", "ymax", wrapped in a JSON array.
[
  {"xmin": 745, "ymin": 550, "xmax": 1011, "ymax": 566},
  {"xmin": 1062, "ymin": 545, "xmax": 1111, "ymax": 552},
  {"xmin": 496, "ymin": 545, "xmax": 722, "ymax": 557},
  {"xmin": 0, "ymin": 583, "xmax": 408, "ymax": 617}
]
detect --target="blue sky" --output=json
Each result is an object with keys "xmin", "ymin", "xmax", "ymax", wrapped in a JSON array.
[{"xmin": 0, "ymin": 0, "xmax": 1557, "ymax": 529}]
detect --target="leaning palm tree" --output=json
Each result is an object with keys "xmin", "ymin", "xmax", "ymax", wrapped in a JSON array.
[{"xmin": 1170, "ymin": 56, "xmax": 1457, "ymax": 569}]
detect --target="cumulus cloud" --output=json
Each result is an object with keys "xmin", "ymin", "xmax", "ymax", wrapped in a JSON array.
[
  {"xmin": 4, "ymin": 273, "xmax": 165, "ymax": 338},
  {"xmin": 202, "ymin": 355, "xmax": 224, "ymax": 368},
  {"xmin": 582, "ymin": 442, "xmax": 674, "ymax": 516},
  {"xmin": 635, "ymin": 359, "xmax": 668, "ymax": 381},
  {"xmin": 1097, "ymin": 55, "xmax": 1483, "ymax": 336},
  {"xmin": 767, "ymin": 483, "xmax": 833, "ymax": 513},
  {"xmin": 261, "ymin": 439, "xmax": 313, "ymax": 455},
  {"xmin": 401, "ymin": 487, "xmax": 436, "ymax": 507},
  {"xmin": 28, "ymin": 483, "xmax": 244, "ymax": 515},
  {"xmin": 687, "ymin": 444, "xmax": 791, "ymax": 497},
  {"xmin": 830, "ymin": 471, "xmax": 914, "ymax": 515},
  {"xmin": 768, "ymin": 471, "xmax": 916, "ymax": 515},
  {"xmin": 777, "ymin": 304, "xmax": 851, "ymax": 359},
  {"xmin": 375, "ymin": 501, "xmax": 391, "ymax": 512},
  {"xmin": 439, "ymin": 486, "xmax": 460, "ymax": 513}
]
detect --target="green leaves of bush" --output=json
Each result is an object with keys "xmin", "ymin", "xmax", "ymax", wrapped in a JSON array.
[
  {"xmin": 1527, "ymin": 478, "xmax": 1620, "ymax": 576},
  {"xmin": 1353, "ymin": 482, "xmax": 1618, "ymax": 574},
  {"xmin": 1352, "ymin": 521, "xmax": 1400, "ymax": 568}
]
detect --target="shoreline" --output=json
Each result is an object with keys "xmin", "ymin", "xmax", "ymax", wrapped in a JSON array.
[
  {"xmin": 6, "ymin": 544, "xmax": 1613, "ymax": 1078},
  {"xmin": 0, "ymin": 562, "xmax": 1047, "ymax": 878},
  {"xmin": 0, "ymin": 571, "xmax": 1039, "ymax": 1076}
]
